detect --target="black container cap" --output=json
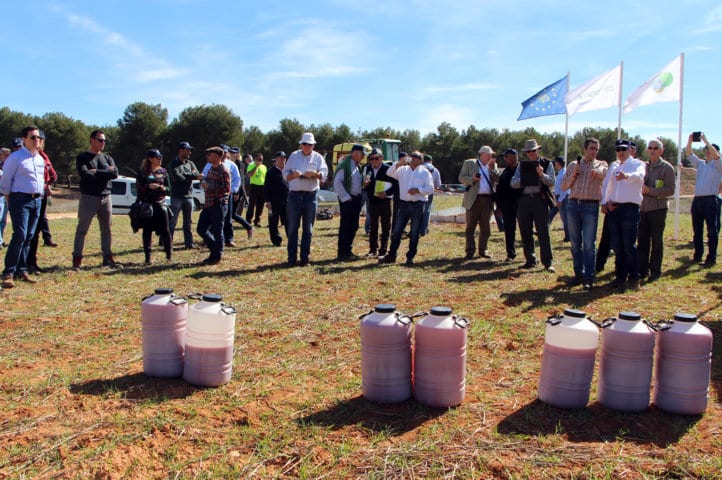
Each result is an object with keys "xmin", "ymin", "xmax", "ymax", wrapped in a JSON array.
[
  {"xmin": 619, "ymin": 311, "xmax": 641, "ymax": 321},
  {"xmin": 563, "ymin": 308, "xmax": 586, "ymax": 318},
  {"xmin": 202, "ymin": 294, "xmax": 222, "ymax": 302},
  {"xmin": 673, "ymin": 313, "xmax": 697, "ymax": 323},
  {"xmin": 430, "ymin": 306, "xmax": 453, "ymax": 316},
  {"xmin": 154, "ymin": 288, "xmax": 173, "ymax": 295},
  {"xmin": 374, "ymin": 303, "xmax": 396, "ymax": 313}
]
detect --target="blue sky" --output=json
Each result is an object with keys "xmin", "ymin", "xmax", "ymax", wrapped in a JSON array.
[{"xmin": 3, "ymin": 0, "xmax": 722, "ymax": 153}]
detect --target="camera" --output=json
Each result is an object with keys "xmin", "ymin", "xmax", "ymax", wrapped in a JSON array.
[{"xmin": 692, "ymin": 131, "xmax": 702, "ymax": 142}]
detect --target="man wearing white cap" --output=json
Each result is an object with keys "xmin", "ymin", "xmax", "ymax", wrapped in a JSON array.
[
  {"xmin": 282, "ymin": 132, "xmax": 329, "ymax": 266},
  {"xmin": 459, "ymin": 146, "xmax": 499, "ymax": 260}
]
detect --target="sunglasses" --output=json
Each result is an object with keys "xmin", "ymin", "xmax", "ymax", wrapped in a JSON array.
[
  {"xmin": 647, "ymin": 146, "xmax": 660, "ymax": 150},
  {"xmin": 615, "ymin": 146, "xmax": 628, "ymax": 152},
  {"xmin": 29, "ymin": 135, "xmax": 43, "ymax": 141},
  {"xmin": 301, "ymin": 142, "xmax": 313, "ymax": 146},
  {"xmin": 94, "ymin": 138, "xmax": 107, "ymax": 143}
]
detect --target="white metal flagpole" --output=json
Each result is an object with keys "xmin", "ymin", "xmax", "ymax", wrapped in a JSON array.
[
  {"xmin": 564, "ymin": 72, "xmax": 569, "ymax": 161},
  {"xmin": 617, "ymin": 61, "xmax": 624, "ymax": 138},
  {"xmin": 674, "ymin": 52, "xmax": 685, "ymax": 239}
]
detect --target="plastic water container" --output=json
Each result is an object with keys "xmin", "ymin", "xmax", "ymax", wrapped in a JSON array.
[
  {"xmin": 360, "ymin": 304, "xmax": 413, "ymax": 403},
  {"xmin": 597, "ymin": 311, "xmax": 655, "ymax": 412},
  {"xmin": 414, "ymin": 306, "xmax": 468, "ymax": 408},
  {"xmin": 654, "ymin": 313, "xmax": 713, "ymax": 415},
  {"xmin": 538, "ymin": 309, "xmax": 599, "ymax": 409},
  {"xmin": 141, "ymin": 288, "xmax": 188, "ymax": 378},
  {"xmin": 183, "ymin": 294, "xmax": 237, "ymax": 387}
]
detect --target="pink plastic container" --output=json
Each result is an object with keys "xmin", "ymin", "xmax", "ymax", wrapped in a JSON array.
[
  {"xmin": 360, "ymin": 304, "xmax": 413, "ymax": 403},
  {"xmin": 538, "ymin": 309, "xmax": 599, "ymax": 409},
  {"xmin": 413, "ymin": 306, "xmax": 468, "ymax": 408},
  {"xmin": 598, "ymin": 311, "xmax": 655, "ymax": 412},
  {"xmin": 183, "ymin": 294, "xmax": 236, "ymax": 387},
  {"xmin": 654, "ymin": 313, "xmax": 713, "ymax": 415},
  {"xmin": 141, "ymin": 288, "xmax": 188, "ymax": 378}
]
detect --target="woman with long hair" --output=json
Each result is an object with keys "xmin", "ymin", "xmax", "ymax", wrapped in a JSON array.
[{"xmin": 137, "ymin": 149, "xmax": 172, "ymax": 264}]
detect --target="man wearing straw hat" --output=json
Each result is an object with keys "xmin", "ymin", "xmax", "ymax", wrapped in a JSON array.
[{"xmin": 511, "ymin": 139, "xmax": 556, "ymax": 272}]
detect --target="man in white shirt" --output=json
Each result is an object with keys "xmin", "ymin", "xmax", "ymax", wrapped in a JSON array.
[
  {"xmin": 459, "ymin": 146, "xmax": 499, "ymax": 260},
  {"xmin": 379, "ymin": 151, "xmax": 434, "ymax": 265},
  {"xmin": 601, "ymin": 139, "xmax": 645, "ymax": 292}
]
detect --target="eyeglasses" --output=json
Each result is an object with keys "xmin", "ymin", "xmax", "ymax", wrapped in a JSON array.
[
  {"xmin": 94, "ymin": 138, "xmax": 107, "ymax": 143},
  {"xmin": 647, "ymin": 146, "xmax": 660, "ymax": 150},
  {"xmin": 369, "ymin": 156, "xmax": 381, "ymax": 161},
  {"xmin": 29, "ymin": 135, "xmax": 42, "ymax": 141},
  {"xmin": 615, "ymin": 146, "xmax": 628, "ymax": 152}
]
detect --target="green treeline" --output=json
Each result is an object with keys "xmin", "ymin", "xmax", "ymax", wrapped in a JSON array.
[{"xmin": 1, "ymin": 103, "xmax": 685, "ymax": 184}]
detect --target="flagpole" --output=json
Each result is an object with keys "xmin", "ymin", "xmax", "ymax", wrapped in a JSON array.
[
  {"xmin": 674, "ymin": 52, "xmax": 685, "ymax": 239},
  {"xmin": 617, "ymin": 61, "xmax": 624, "ymax": 137},
  {"xmin": 564, "ymin": 72, "xmax": 569, "ymax": 161}
]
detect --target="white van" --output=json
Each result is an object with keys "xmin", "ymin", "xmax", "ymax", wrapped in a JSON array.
[{"xmin": 110, "ymin": 175, "xmax": 170, "ymax": 215}]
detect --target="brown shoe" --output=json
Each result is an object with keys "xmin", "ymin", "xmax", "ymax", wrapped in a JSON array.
[
  {"xmin": 225, "ymin": 241, "xmax": 237, "ymax": 247},
  {"xmin": 19, "ymin": 272, "xmax": 37, "ymax": 284},
  {"xmin": 1, "ymin": 274, "xmax": 15, "ymax": 289}
]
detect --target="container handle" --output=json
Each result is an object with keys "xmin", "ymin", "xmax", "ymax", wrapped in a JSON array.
[
  {"xmin": 397, "ymin": 314, "xmax": 413, "ymax": 325},
  {"xmin": 358, "ymin": 309, "xmax": 374, "ymax": 320},
  {"xmin": 221, "ymin": 304, "xmax": 237, "ymax": 315},
  {"xmin": 600, "ymin": 317, "xmax": 616, "ymax": 329},
  {"xmin": 654, "ymin": 320, "xmax": 672, "ymax": 331},
  {"xmin": 643, "ymin": 319, "xmax": 660, "ymax": 331},
  {"xmin": 170, "ymin": 296, "xmax": 188, "ymax": 306},
  {"xmin": 141, "ymin": 294, "xmax": 153, "ymax": 302},
  {"xmin": 546, "ymin": 315, "xmax": 561, "ymax": 326},
  {"xmin": 454, "ymin": 316, "xmax": 469, "ymax": 329},
  {"xmin": 408, "ymin": 311, "xmax": 428, "ymax": 320},
  {"xmin": 588, "ymin": 317, "xmax": 603, "ymax": 328},
  {"xmin": 187, "ymin": 292, "xmax": 203, "ymax": 300}
]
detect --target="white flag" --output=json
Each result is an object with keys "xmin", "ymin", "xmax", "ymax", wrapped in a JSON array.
[
  {"xmin": 623, "ymin": 55, "xmax": 682, "ymax": 113},
  {"xmin": 565, "ymin": 64, "xmax": 622, "ymax": 117}
]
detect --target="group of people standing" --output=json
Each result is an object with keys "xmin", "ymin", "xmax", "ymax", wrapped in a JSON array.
[
  {"xmin": 2, "ymin": 127, "xmax": 720, "ymax": 288},
  {"xmin": 462, "ymin": 134, "xmax": 720, "ymax": 292}
]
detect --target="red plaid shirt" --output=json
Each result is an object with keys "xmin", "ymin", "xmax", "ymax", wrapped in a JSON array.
[{"xmin": 204, "ymin": 164, "xmax": 231, "ymax": 207}]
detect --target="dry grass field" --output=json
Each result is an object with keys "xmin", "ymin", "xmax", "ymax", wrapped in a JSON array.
[{"xmin": 0, "ymin": 185, "xmax": 720, "ymax": 479}]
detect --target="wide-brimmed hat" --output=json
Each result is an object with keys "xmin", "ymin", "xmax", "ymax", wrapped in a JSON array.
[
  {"xmin": 478, "ymin": 146, "xmax": 495, "ymax": 155},
  {"xmin": 299, "ymin": 132, "xmax": 316, "ymax": 145},
  {"xmin": 206, "ymin": 146, "xmax": 224, "ymax": 156},
  {"xmin": 523, "ymin": 139, "xmax": 541, "ymax": 151}
]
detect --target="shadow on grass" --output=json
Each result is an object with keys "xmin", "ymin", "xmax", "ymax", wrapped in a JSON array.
[
  {"xmin": 701, "ymin": 270, "xmax": 722, "ymax": 404},
  {"xmin": 70, "ymin": 372, "xmax": 196, "ymax": 401},
  {"xmin": 497, "ymin": 399, "xmax": 702, "ymax": 447},
  {"xmin": 296, "ymin": 395, "xmax": 446, "ymax": 436}
]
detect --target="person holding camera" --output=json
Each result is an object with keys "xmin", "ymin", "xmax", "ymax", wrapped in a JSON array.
[
  {"xmin": 685, "ymin": 132, "xmax": 722, "ymax": 267},
  {"xmin": 459, "ymin": 146, "xmax": 499, "ymax": 260}
]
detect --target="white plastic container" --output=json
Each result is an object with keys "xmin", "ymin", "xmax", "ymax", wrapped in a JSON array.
[
  {"xmin": 597, "ymin": 311, "xmax": 655, "ymax": 412},
  {"xmin": 360, "ymin": 304, "xmax": 413, "ymax": 403},
  {"xmin": 654, "ymin": 313, "xmax": 713, "ymax": 415},
  {"xmin": 141, "ymin": 288, "xmax": 188, "ymax": 378},
  {"xmin": 413, "ymin": 306, "xmax": 468, "ymax": 408},
  {"xmin": 538, "ymin": 308, "xmax": 599, "ymax": 409},
  {"xmin": 183, "ymin": 294, "xmax": 236, "ymax": 387}
]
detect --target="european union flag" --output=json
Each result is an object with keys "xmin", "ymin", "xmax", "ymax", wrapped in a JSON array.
[{"xmin": 517, "ymin": 75, "xmax": 569, "ymax": 120}]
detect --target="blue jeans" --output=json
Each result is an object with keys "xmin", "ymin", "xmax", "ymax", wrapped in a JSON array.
[
  {"xmin": 421, "ymin": 193, "xmax": 434, "ymax": 235},
  {"xmin": 607, "ymin": 203, "xmax": 640, "ymax": 282},
  {"xmin": 3, "ymin": 193, "xmax": 41, "ymax": 277},
  {"xmin": 170, "ymin": 197, "xmax": 195, "ymax": 248},
  {"xmin": 691, "ymin": 195, "xmax": 721, "ymax": 263},
  {"xmin": 388, "ymin": 200, "xmax": 424, "ymax": 261},
  {"xmin": 566, "ymin": 200, "xmax": 600, "ymax": 283},
  {"xmin": 197, "ymin": 203, "xmax": 227, "ymax": 261},
  {"xmin": 286, "ymin": 190, "xmax": 318, "ymax": 264},
  {"xmin": 0, "ymin": 195, "xmax": 7, "ymax": 241}
]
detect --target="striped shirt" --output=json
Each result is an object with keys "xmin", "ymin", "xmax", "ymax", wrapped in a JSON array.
[{"xmin": 561, "ymin": 158, "xmax": 607, "ymax": 201}]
